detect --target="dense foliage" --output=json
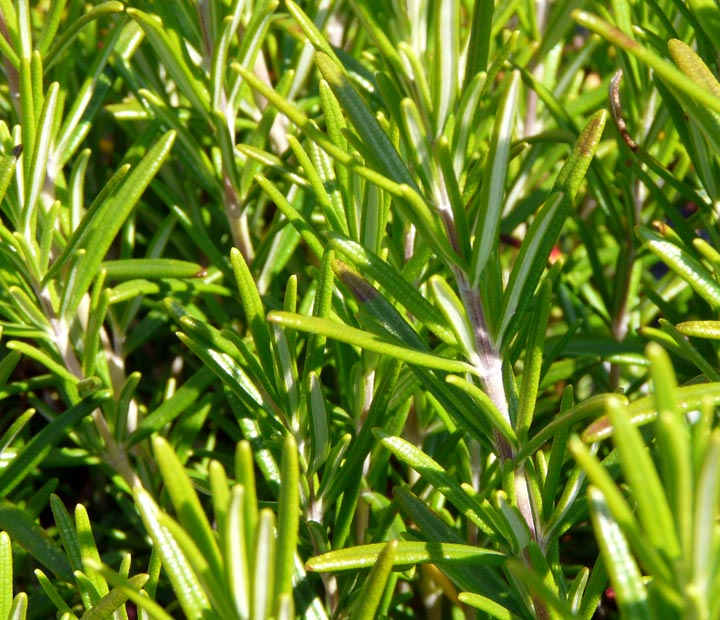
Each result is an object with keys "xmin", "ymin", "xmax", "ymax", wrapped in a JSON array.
[{"xmin": 1, "ymin": 1, "xmax": 720, "ymax": 619}]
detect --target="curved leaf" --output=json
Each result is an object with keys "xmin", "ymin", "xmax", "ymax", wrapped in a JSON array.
[
  {"xmin": 268, "ymin": 311, "xmax": 478, "ymax": 376},
  {"xmin": 306, "ymin": 540, "xmax": 504, "ymax": 572},
  {"xmin": 61, "ymin": 131, "xmax": 177, "ymax": 318}
]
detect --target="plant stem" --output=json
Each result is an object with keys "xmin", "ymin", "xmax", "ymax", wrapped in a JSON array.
[
  {"xmin": 223, "ymin": 172, "xmax": 254, "ymax": 260},
  {"xmin": 44, "ymin": 288, "xmax": 141, "ymax": 490},
  {"xmin": 455, "ymin": 270, "xmax": 513, "ymax": 459}
]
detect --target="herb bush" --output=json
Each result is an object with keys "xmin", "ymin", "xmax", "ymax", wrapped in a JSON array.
[{"xmin": 1, "ymin": 1, "xmax": 720, "ymax": 619}]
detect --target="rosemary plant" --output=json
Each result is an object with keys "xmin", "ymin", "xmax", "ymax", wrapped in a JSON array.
[{"xmin": 1, "ymin": 2, "xmax": 720, "ymax": 620}]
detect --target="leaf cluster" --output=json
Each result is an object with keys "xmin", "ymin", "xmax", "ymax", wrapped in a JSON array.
[{"xmin": 1, "ymin": 1, "xmax": 720, "ymax": 620}]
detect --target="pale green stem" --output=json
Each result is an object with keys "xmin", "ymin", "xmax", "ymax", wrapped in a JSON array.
[{"xmin": 42, "ymin": 287, "xmax": 141, "ymax": 491}]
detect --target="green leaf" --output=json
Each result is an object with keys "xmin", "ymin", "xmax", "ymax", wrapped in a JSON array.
[
  {"xmin": 583, "ymin": 383, "xmax": 720, "ymax": 442},
  {"xmin": 194, "ymin": 342, "xmax": 277, "ymax": 427},
  {"xmin": 210, "ymin": 1, "xmax": 245, "ymax": 111},
  {"xmin": 50, "ymin": 494, "xmax": 82, "ymax": 573},
  {"xmin": 463, "ymin": 0, "xmax": 494, "ymax": 85},
  {"xmin": 79, "ymin": 574, "xmax": 149, "ymax": 620},
  {"xmin": 235, "ymin": 61, "xmax": 456, "ymax": 264},
  {"xmin": 61, "ymin": 131, "xmax": 177, "ymax": 318},
  {"xmin": 274, "ymin": 435, "xmax": 300, "ymax": 609},
  {"xmin": 5, "ymin": 341, "xmax": 77, "ymax": 386},
  {"xmin": 276, "ymin": 593, "xmax": 294, "ymax": 620},
  {"xmin": 329, "ymin": 236, "xmax": 456, "ymax": 346},
  {"xmin": 86, "ymin": 559, "xmax": 175, "ymax": 620},
  {"xmin": 312, "ymin": 51, "xmax": 458, "ymax": 264},
  {"xmin": 44, "ymin": 2, "xmax": 125, "ymax": 69},
  {"xmin": 574, "ymin": 10, "xmax": 720, "ymax": 117},
  {"xmin": 393, "ymin": 487, "xmax": 522, "ymax": 614},
  {"xmin": 570, "ymin": 437, "xmax": 673, "ymax": 585},
  {"xmin": 471, "ymin": 70, "xmax": 520, "ymax": 284},
  {"xmin": 7, "ymin": 592, "xmax": 27, "ymax": 620},
  {"xmin": 35, "ymin": 568, "xmax": 72, "ymax": 615},
  {"xmin": 436, "ymin": 136, "xmax": 471, "ymax": 259},
  {"xmin": 138, "ymin": 88, "xmax": 216, "ymax": 191},
  {"xmin": 607, "ymin": 399, "xmax": 680, "ymax": 561},
  {"xmin": 0, "ymin": 5, "xmax": 18, "ymax": 68},
  {"xmin": 668, "ymin": 38, "xmax": 720, "ymax": 99},
  {"xmin": 499, "ymin": 110, "xmax": 607, "ymax": 346},
  {"xmin": 208, "ymin": 461, "xmax": 229, "ymax": 543},
  {"xmin": 133, "ymin": 488, "xmax": 212, "ymax": 620},
  {"xmin": 0, "ymin": 351, "xmax": 22, "ymax": 390},
  {"xmin": 253, "ymin": 509, "xmax": 276, "ymax": 620},
  {"xmin": 352, "ymin": 540, "xmax": 397, "ymax": 620},
  {"xmin": 656, "ymin": 319, "xmax": 720, "ymax": 381},
  {"xmin": 18, "ymin": 54, "xmax": 35, "ymax": 188},
  {"xmin": 43, "ymin": 163, "xmax": 131, "ymax": 285},
  {"xmin": 306, "ymin": 540, "xmax": 504, "ymax": 572},
  {"xmin": 152, "ymin": 436, "xmax": 224, "ymax": 580},
  {"xmin": 0, "ymin": 148, "xmax": 19, "ymax": 207},
  {"xmin": 267, "ymin": 311, "xmax": 479, "ymax": 376},
  {"xmin": 131, "ymin": 367, "xmax": 215, "ymax": 445},
  {"xmin": 306, "ymin": 372, "xmax": 330, "ymax": 475},
  {"xmin": 35, "ymin": 0, "xmax": 64, "ymax": 55},
  {"xmin": 398, "ymin": 96, "xmax": 435, "ymax": 193},
  {"xmin": 445, "ymin": 375, "xmax": 517, "ymax": 445},
  {"xmin": 225, "ymin": 485, "xmax": 250, "ymax": 620},
  {"xmin": 693, "ymin": 430, "xmax": 720, "ymax": 589},
  {"xmin": 285, "ymin": 0, "xmax": 341, "ymax": 64},
  {"xmin": 458, "ymin": 592, "xmax": 513, "ymax": 620},
  {"xmin": 321, "ymin": 361, "xmax": 402, "ymax": 506},
  {"xmin": 76, "ymin": 504, "xmax": 109, "ymax": 598},
  {"xmin": 431, "ymin": 0, "xmax": 458, "ymax": 133},
  {"xmin": 233, "ymin": 443, "xmax": 260, "ymax": 543},
  {"xmin": 101, "ymin": 259, "xmax": 205, "ymax": 281},
  {"xmin": 517, "ymin": 393, "xmax": 626, "ymax": 462},
  {"xmin": 333, "ymin": 259, "xmax": 426, "ymax": 350},
  {"xmin": 106, "ymin": 279, "xmax": 230, "ymax": 305},
  {"xmin": 254, "ymin": 174, "xmax": 325, "ymax": 260},
  {"xmin": 126, "ymin": 9, "xmax": 210, "ymax": 121},
  {"xmin": 287, "ymin": 135, "xmax": 348, "ymax": 236},
  {"xmin": 114, "ymin": 372, "xmax": 141, "ymax": 442},
  {"xmin": 638, "ymin": 226, "xmax": 720, "ymax": 310},
  {"xmin": 0, "ymin": 392, "xmax": 109, "ymax": 499},
  {"xmin": 376, "ymin": 431, "xmax": 497, "ymax": 534},
  {"xmin": 0, "ymin": 531, "xmax": 11, "ymax": 620},
  {"xmin": 587, "ymin": 487, "xmax": 652, "ymax": 620},
  {"xmin": 230, "ymin": 248, "xmax": 277, "ymax": 386},
  {"xmin": 154, "ymin": 510, "xmax": 234, "ymax": 618},
  {"xmin": 429, "ymin": 276, "xmax": 477, "ymax": 361},
  {"xmin": 505, "ymin": 558, "xmax": 577, "ymax": 620},
  {"xmin": 22, "ymin": 81, "xmax": 59, "ymax": 239},
  {"xmin": 7, "ymin": 286, "xmax": 50, "ymax": 330},
  {"xmin": 0, "ymin": 499, "xmax": 73, "ymax": 580},
  {"xmin": 516, "ymin": 279, "xmax": 553, "ymax": 440},
  {"xmin": 54, "ymin": 21, "xmax": 121, "ymax": 166}
]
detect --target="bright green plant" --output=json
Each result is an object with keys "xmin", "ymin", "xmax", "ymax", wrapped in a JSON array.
[
  {"xmin": 2, "ymin": 1, "xmax": 720, "ymax": 619},
  {"xmin": 122, "ymin": 435, "xmax": 312, "ymax": 620},
  {"xmin": 1, "ymin": 530, "xmax": 27, "ymax": 620},
  {"xmin": 573, "ymin": 344, "xmax": 720, "ymax": 620}
]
